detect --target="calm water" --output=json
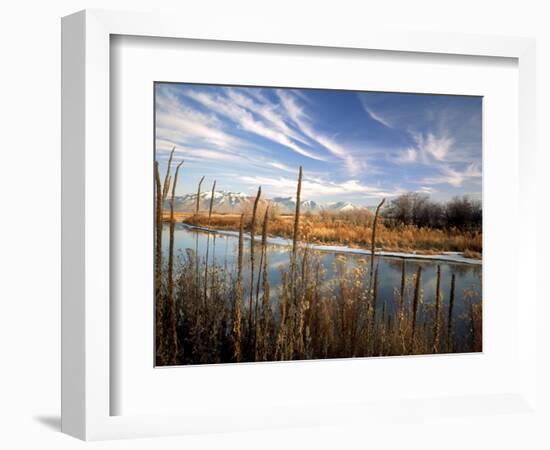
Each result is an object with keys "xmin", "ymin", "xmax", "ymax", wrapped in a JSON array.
[{"xmin": 162, "ymin": 223, "xmax": 482, "ymax": 343}]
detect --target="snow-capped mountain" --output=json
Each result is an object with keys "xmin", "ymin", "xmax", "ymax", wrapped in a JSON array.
[
  {"xmin": 168, "ymin": 191, "xmax": 368, "ymax": 214},
  {"xmin": 271, "ymin": 197, "xmax": 321, "ymax": 213},
  {"xmin": 167, "ymin": 190, "xmax": 250, "ymax": 213},
  {"xmin": 324, "ymin": 201, "xmax": 367, "ymax": 212}
]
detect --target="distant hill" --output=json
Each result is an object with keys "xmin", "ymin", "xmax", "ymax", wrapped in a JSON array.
[
  {"xmin": 165, "ymin": 190, "xmax": 369, "ymax": 214},
  {"xmin": 166, "ymin": 191, "xmax": 250, "ymax": 213}
]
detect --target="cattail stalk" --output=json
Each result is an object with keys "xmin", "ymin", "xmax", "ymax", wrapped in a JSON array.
[
  {"xmin": 203, "ymin": 180, "xmax": 216, "ymax": 304},
  {"xmin": 168, "ymin": 160, "xmax": 184, "ymax": 363},
  {"xmin": 399, "ymin": 260, "xmax": 406, "ymax": 326},
  {"xmin": 410, "ymin": 266, "xmax": 422, "ymax": 352},
  {"xmin": 369, "ymin": 198, "xmax": 386, "ymax": 280},
  {"xmin": 195, "ymin": 176, "xmax": 205, "ymax": 215},
  {"xmin": 296, "ymin": 243, "xmax": 310, "ymax": 357},
  {"xmin": 381, "ymin": 299, "xmax": 387, "ymax": 355},
  {"xmin": 468, "ymin": 299, "xmax": 478, "ymax": 351},
  {"xmin": 154, "ymin": 161, "xmax": 164, "ymax": 363},
  {"xmin": 260, "ymin": 255, "xmax": 271, "ymax": 361},
  {"xmin": 162, "ymin": 146, "xmax": 175, "ymax": 201},
  {"xmin": 290, "ymin": 166, "xmax": 303, "ymax": 356},
  {"xmin": 247, "ymin": 187, "xmax": 262, "ymax": 356},
  {"xmin": 256, "ymin": 207, "xmax": 270, "ymax": 360},
  {"xmin": 233, "ymin": 214, "xmax": 245, "ymax": 362},
  {"xmin": 447, "ymin": 273, "xmax": 456, "ymax": 353},
  {"xmin": 194, "ymin": 176, "xmax": 205, "ymax": 304},
  {"xmin": 367, "ymin": 198, "xmax": 385, "ymax": 339},
  {"xmin": 367, "ymin": 262, "xmax": 379, "ymax": 354},
  {"xmin": 275, "ymin": 272, "xmax": 289, "ymax": 360},
  {"xmin": 254, "ymin": 206, "xmax": 269, "ymax": 359},
  {"xmin": 432, "ymin": 265, "xmax": 442, "ymax": 353},
  {"xmin": 372, "ymin": 263, "xmax": 379, "ymax": 327}
]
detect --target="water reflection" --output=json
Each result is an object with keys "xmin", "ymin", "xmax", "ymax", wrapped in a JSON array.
[{"xmin": 162, "ymin": 223, "xmax": 482, "ymax": 344}]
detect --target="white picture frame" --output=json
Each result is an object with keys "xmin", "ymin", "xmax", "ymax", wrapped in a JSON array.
[{"xmin": 61, "ymin": 9, "xmax": 537, "ymax": 441}]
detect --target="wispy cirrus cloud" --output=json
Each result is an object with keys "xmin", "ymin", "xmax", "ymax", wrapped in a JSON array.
[
  {"xmin": 266, "ymin": 161, "xmax": 296, "ymax": 173},
  {"xmin": 156, "ymin": 140, "xmax": 242, "ymax": 163},
  {"xmin": 277, "ymin": 90, "xmax": 366, "ymax": 175},
  {"xmin": 396, "ymin": 147, "xmax": 418, "ymax": 163},
  {"xmin": 155, "ymin": 83, "xmax": 481, "ymax": 203},
  {"xmin": 413, "ymin": 132, "xmax": 454, "ymax": 162},
  {"xmin": 239, "ymin": 174, "xmax": 403, "ymax": 201},
  {"xmin": 183, "ymin": 88, "xmax": 326, "ymax": 161},
  {"xmin": 362, "ymin": 94, "xmax": 481, "ymax": 190},
  {"xmin": 156, "ymin": 87, "xmax": 242, "ymax": 150},
  {"xmin": 422, "ymin": 163, "xmax": 481, "ymax": 187},
  {"xmin": 358, "ymin": 95, "xmax": 393, "ymax": 128}
]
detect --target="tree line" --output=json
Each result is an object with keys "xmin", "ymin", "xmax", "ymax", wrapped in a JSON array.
[{"xmin": 384, "ymin": 193, "xmax": 482, "ymax": 231}]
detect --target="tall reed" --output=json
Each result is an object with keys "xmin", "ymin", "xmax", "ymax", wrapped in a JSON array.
[
  {"xmin": 203, "ymin": 180, "xmax": 216, "ymax": 304},
  {"xmin": 162, "ymin": 146, "xmax": 175, "ymax": 201},
  {"xmin": 254, "ymin": 206, "xmax": 269, "ymax": 313},
  {"xmin": 260, "ymin": 242, "xmax": 271, "ymax": 361},
  {"xmin": 381, "ymin": 298, "xmax": 387, "ymax": 355},
  {"xmin": 399, "ymin": 260, "xmax": 406, "ymax": 316},
  {"xmin": 372, "ymin": 263, "xmax": 379, "ymax": 325},
  {"xmin": 369, "ymin": 263, "xmax": 380, "ymax": 353},
  {"xmin": 248, "ymin": 186, "xmax": 262, "ymax": 356},
  {"xmin": 410, "ymin": 266, "xmax": 422, "ymax": 352},
  {"xmin": 167, "ymin": 160, "xmax": 184, "ymax": 363},
  {"xmin": 255, "ymin": 207, "xmax": 270, "ymax": 360},
  {"xmin": 154, "ymin": 161, "xmax": 164, "ymax": 363},
  {"xmin": 275, "ymin": 271, "xmax": 289, "ymax": 360},
  {"xmin": 232, "ymin": 214, "xmax": 245, "ymax": 362},
  {"xmin": 367, "ymin": 198, "xmax": 385, "ymax": 337},
  {"xmin": 195, "ymin": 176, "xmax": 205, "ymax": 215},
  {"xmin": 447, "ymin": 273, "xmax": 456, "ymax": 352},
  {"xmin": 370, "ymin": 198, "xmax": 386, "ymax": 278},
  {"xmin": 194, "ymin": 175, "xmax": 205, "ymax": 304},
  {"xmin": 432, "ymin": 265, "xmax": 442, "ymax": 353},
  {"xmin": 290, "ymin": 166, "xmax": 303, "ymax": 356},
  {"xmin": 297, "ymin": 242, "xmax": 310, "ymax": 357},
  {"xmin": 398, "ymin": 259, "xmax": 406, "ymax": 346}
]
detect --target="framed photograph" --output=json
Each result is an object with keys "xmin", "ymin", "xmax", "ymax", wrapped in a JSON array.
[
  {"xmin": 61, "ymin": 9, "xmax": 537, "ymax": 440},
  {"xmin": 152, "ymin": 82, "xmax": 483, "ymax": 367}
]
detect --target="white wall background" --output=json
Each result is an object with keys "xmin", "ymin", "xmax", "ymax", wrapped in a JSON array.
[{"xmin": 0, "ymin": 1, "xmax": 548, "ymax": 448}]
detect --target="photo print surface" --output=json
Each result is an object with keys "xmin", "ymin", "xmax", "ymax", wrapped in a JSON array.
[{"xmin": 154, "ymin": 83, "xmax": 482, "ymax": 366}]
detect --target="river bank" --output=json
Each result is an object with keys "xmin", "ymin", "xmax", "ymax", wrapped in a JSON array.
[{"xmin": 180, "ymin": 223, "xmax": 482, "ymax": 266}]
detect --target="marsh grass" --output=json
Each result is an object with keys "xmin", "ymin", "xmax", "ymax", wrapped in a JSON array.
[
  {"xmin": 177, "ymin": 211, "xmax": 482, "ymax": 256},
  {"xmin": 155, "ymin": 165, "xmax": 482, "ymax": 365}
]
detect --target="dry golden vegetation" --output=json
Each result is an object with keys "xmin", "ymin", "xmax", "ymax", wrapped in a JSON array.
[
  {"xmin": 164, "ymin": 210, "xmax": 482, "ymax": 258},
  {"xmin": 155, "ymin": 155, "xmax": 482, "ymax": 366}
]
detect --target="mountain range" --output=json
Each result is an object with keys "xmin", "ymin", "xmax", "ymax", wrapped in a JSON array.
[{"xmin": 166, "ymin": 190, "xmax": 370, "ymax": 214}]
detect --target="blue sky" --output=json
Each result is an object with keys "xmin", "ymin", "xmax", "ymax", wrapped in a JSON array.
[{"xmin": 155, "ymin": 83, "xmax": 482, "ymax": 206}]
